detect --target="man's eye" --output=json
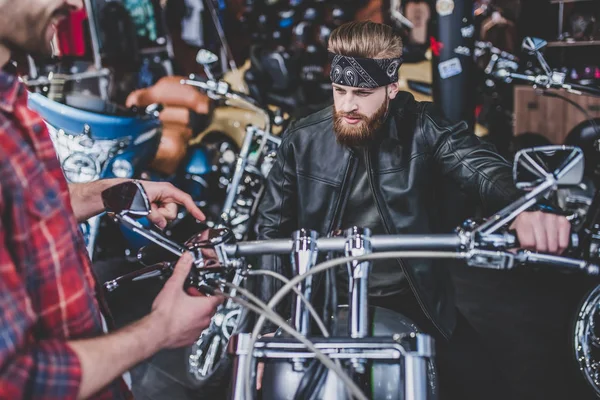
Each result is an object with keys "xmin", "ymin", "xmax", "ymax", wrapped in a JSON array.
[
  {"xmin": 357, "ymin": 92, "xmax": 371, "ymax": 97},
  {"xmin": 335, "ymin": 88, "xmax": 345, "ymax": 94}
]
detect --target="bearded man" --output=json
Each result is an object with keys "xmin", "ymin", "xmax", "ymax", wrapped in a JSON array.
[{"xmin": 255, "ymin": 20, "xmax": 572, "ymax": 399}]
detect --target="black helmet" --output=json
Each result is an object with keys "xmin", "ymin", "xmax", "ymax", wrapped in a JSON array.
[{"xmin": 564, "ymin": 118, "xmax": 600, "ymax": 177}]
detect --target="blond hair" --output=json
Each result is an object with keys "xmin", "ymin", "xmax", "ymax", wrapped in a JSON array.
[{"xmin": 328, "ymin": 21, "xmax": 403, "ymax": 59}]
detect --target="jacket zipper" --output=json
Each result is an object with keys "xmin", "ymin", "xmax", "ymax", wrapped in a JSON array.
[
  {"xmin": 327, "ymin": 151, "xmax": 356, "ymax": 234},
  {"xmin": 364, "ymin": 149, "xmax": 450, "ymax": 341}
]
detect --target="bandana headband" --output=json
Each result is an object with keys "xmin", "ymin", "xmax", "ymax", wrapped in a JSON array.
[{"xmin": 329, "ymin": 52, "xmax": 403, "ymax": 88}]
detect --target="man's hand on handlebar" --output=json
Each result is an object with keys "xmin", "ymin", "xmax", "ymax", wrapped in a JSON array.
[
  {"xmin": 509, "ymin": 211, "xmax": 571, "ymax": 254},
  {"xmin": 149, "ymin": 253, "xmax": 224, "ymax": 349}
]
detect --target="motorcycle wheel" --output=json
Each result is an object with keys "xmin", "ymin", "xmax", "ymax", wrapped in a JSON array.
[{"xmin": 571, "ymin": 282, "xmax": 600, "ymax": 399}]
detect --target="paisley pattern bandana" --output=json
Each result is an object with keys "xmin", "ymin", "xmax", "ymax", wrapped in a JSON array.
[{"xmin": 329, "ymin": 52, "xmax": 403, "ymax": 88}]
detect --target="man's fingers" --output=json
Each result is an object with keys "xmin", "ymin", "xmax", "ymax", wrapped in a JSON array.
[
  {"xmin": 148, "ymin": 203, "xmax": 168, "ymax": 229},
  {"xmin": 256, "ymin": 362, "xmax": 264, "ymax": 391},
  {"xmin": 169, "ymin": 252, "xmax": 195, "ymax": 286},
  {"xmin": 557, "ymin": 217, "xmax": 571, "ymax": 254},
  {"xmin": 142, "ymin": 181, "xmax": 206, "ymax": 221},
  {"xmin": 159, "ymin": 203, "xmax": 178, "ymax": 221},
  {"xmin": 513, "ymin": 217, "xmax": 534, "ymax": 249},
  {"xmin": 532, "ymin": 217, "xmax": 548, "ymax": 253},
  {"xmin": 545, "ymin": 214, "xmax": 559, "ymax": 254},
  {"xmin": 163, "ymin": 187, "xmax": 206, "ymax": 221}
]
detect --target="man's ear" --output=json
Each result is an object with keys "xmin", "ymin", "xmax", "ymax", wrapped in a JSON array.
[{"xmin": 387, "ymin": 82, "xmax": 400, "ymax": 99}]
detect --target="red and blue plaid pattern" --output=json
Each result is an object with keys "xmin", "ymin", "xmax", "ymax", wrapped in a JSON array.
[{"xmin": 0, "ymin": 68, "xmax": 129, "ymax": 399}]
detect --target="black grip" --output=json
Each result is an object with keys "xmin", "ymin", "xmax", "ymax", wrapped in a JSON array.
[
  {"xmin": 184, "ymin": 266, "xmax": 201, "ymax": 295},
  {"xmin": 137, "ymin": 243, "xmax": 179, "ymax": 267}
]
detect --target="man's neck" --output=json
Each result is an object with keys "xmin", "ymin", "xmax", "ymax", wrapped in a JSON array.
[{"xmin": 0, "ymin": 43, "xmax": 11, "ymax": 70}]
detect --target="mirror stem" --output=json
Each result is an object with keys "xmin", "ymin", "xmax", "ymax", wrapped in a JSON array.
[
  {"xmin": 118, "ymin": 215, "xmax": 186, "ymax": 256},
  {"xmin": 476, "ymin": 179, "xmax": 556, "ymax": 236}
]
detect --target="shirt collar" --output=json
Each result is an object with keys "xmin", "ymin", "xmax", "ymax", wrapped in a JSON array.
[{"xmin": 0, "ymin": 64, "xmax": 26, "ymax": 113}]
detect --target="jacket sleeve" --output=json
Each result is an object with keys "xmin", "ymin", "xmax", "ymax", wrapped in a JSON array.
[
  {"xmin": 0, "ymin": 185, "xmax": 83, "ymax": 400},
  {"xmin": 422, "ymin": 103, "xmax": 522, "ymax": 214},
  {"xmin": 254, "ymin": 127, "xmax": 299, "ymax": 331}
]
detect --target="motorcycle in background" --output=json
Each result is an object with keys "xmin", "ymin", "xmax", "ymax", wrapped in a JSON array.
[
  {"xmin": 489, "ymin": 37, "xmax": 600, "ymax": 223},
  {"xmin": 182, "ymin": 49, "xmax": 285, "ymax": 241},
  {"xmin": 488, "ymin": 37, "xmax": 600, "ymax": 398},
  {"xmin": 26, "ymin": 89, "xmax": 163, "ymax": 260},
  {"xmin": 570, "ymin": 138, "xmax": 600, "ymax": 398},
  {"xmin": 25, "ymin": 76, "xmax": 213, "ymax": 261},
  {"xmin": 94, "ymin": 49, "xmax": 286, "ymax": 396}
]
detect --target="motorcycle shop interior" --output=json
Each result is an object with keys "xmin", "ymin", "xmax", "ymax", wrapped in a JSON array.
[{"xmin": 13, "ymin": 0, "xmax": 600, "ymax": 399}]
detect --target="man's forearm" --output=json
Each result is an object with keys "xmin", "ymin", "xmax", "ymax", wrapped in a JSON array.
[
  {"xmin": 69, "ymin": 179, "xmax": 128, "ymax": 222},
  {"xmin": 68, "ymin": 313, "xmax": 165, "ymax": 400}
]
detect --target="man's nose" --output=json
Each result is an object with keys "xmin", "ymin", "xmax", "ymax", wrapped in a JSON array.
[{"xmin": 339, "ymin": 96, "xmax": 358, "ymax": 113}]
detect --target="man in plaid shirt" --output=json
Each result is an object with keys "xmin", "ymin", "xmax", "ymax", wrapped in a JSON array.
[{"xmin": 0, "ymin": 1, "xmax": 223, "ymax": 399}]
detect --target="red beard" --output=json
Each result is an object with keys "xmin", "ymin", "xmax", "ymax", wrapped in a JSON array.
[{"xmin": 333, "ymin": 99, "xmax": 388, "ymax": 148}]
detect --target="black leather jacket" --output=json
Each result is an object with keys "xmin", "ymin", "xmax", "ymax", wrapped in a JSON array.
[{"xmin": 256, "ymin": 92, "xmax": 520, "ymax": 339}]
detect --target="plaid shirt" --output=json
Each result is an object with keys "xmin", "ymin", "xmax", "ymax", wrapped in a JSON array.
[{"xmin": 0, "ymin": 67, "xmax": 129, "ymax": 399}]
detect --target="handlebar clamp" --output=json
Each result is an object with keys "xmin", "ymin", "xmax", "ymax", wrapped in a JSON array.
[{"xmin": 466, "ymin": 249, "xmax": 515, "ymax": 270}]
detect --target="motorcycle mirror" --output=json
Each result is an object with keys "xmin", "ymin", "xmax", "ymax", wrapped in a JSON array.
[
  {"xmin": 196, "ymin": 49, "xmax": 220, "ymax": 81},
  {"xmin": 102, "ymin": 181, "xmax": 151, "ymax": 217},
  {"xmin": 513, "ymin": 145, "xmax": 585, "ymax": 190},
  {"xmin": 196, "ymin": 49, "xmax": 219, "ymax": 67},
  {"xmin": 522, "ymin": 37, "xmax": 548, "ymax": 54}
]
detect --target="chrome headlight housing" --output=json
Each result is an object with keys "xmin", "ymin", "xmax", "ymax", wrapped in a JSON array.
[
  {"xmin": 45, "ymin": 122, "xmax": 131, "ymax": 183},
  {"xmin": 111, "ymin": 159, "xmax": 134, "ymax": 179}
]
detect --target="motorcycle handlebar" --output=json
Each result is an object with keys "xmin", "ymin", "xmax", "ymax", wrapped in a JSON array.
[
  {"xmin": 131, "ymin": 228, "xmax": 599, "ymax": 277},
  {"xmin": 496, "ymin": 70, "xmax": 600, "ymax": 97},
  {"xmin": 224, "ymin": 233, "xmax": 467, "ymax": 257},
  {"xmin": 181, "ymin": 76, "xmax": 261, "ymax": 107},
  {"xmin": 181, "ymin": 75, "xmax": 271, "ymax": 133},
  {"xmin": 221, "ymin": 232, "xmax": 600, "ymax": 276},
  {"xmin": 475, "ymin": 41, "xmax": 519, "ymax": 62}
]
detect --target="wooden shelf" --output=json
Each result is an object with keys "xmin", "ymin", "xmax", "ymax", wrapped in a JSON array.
[
  {"xmin": 546, "ymin": 40, "xmax": 600, "ymax": 47},
  {"xmin": 550, "ymin": 0, "xmax": 594, "ymax": 3}
]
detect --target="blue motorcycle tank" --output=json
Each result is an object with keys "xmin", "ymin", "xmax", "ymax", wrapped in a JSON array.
[
  {"xmin": 28, "ymin": 92, "xmax": 161, "ymax": 141},
  {"xmin": 28, "ymin": 92, "xmax": 162, "ymax": 254}
]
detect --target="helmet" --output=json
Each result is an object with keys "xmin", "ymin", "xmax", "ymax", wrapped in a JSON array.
[{"xmin": 564, "ymin": 118, "xmax": 600, "ymax": 177}]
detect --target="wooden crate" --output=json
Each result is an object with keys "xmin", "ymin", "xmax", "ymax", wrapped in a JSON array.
[{"xmin": 513, "ymin": 85, "xmax": 600, "ymax": 144}]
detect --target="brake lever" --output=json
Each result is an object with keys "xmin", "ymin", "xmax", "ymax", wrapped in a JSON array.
[
  {"xmin": 104, "ymin": 262, "xmax": 173, "ymax": 292},
  {"xmin": 513, "ymin": 250, "xmax": 600, "ymax": 276}
]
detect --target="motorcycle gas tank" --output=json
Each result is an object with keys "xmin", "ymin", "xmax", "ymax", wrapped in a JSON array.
[
  {"xmin": 261, "ymin": 305, "xmax": 438, "ymax": 400},
  {"xmin": 28, "ymin": 92, "xmax": 160, "ymax": 140}
]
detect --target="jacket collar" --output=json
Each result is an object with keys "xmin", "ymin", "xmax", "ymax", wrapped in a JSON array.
[{"xmin": 387, "ymin": 92, "xmax": 413, "ymax": 143}]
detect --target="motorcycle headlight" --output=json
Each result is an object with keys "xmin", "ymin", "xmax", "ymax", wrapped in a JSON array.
[
  {"xmin": 45, "ymin": 122, "xmax": 130, "ymax": 183},
  {"xmin": 63, "ymin": 153, "xmax": 100, "ymax": 183},
  {"xmin": 112, "ymin": 159, "xmax": 134, "ymax": 178}
]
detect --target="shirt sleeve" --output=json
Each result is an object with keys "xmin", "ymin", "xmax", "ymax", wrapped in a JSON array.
[
  {"xmin": 422, "ymin": 103, "xmax": 521, "ymax": 214},
  {"xmin": 0, "ymin": 189, "xmax": 82, "ymax": 400}
]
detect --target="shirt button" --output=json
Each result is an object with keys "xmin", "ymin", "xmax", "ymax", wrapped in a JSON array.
[{"xmin": 33, "ymin": 124, "xmax": 43, "ymax": 133}]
